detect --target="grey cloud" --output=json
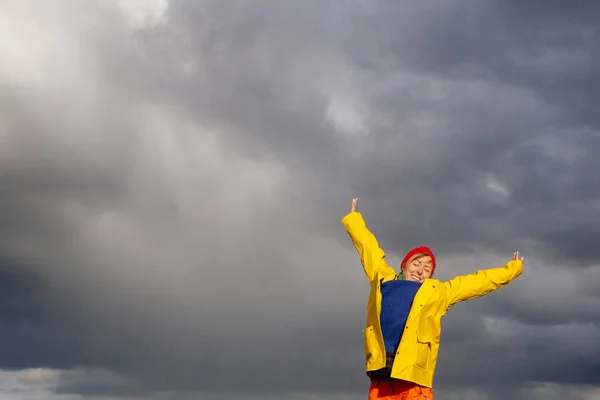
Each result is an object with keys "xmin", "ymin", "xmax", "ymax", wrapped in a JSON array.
[
  {"xmin": 1, "ymin": 0, "xmax": 599, "ymax": 399},
  {"xmin": 135, "ymin": 0, "xmax": 600, "ymax": 265},
  {"xmin": 0, "ymin": 258, "xmax": 87, "ymax": 371}
]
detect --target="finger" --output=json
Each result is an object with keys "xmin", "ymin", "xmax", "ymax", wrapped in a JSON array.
[{"xmin": 514, "ymin": 251, "xmax": 523, "ymax": 262}]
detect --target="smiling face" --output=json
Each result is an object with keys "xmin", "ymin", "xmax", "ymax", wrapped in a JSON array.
[{"xmin": 402, "ymin": 253, "xmax": 434, "ymax": 282}]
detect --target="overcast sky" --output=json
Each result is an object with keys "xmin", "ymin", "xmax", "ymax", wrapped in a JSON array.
[{"xmin": 1, "ymin": 1, "xmax": 599, "ymax": 399}]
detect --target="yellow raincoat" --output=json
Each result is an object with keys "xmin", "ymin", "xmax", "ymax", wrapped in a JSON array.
[{"xmin": 342, "ymin": 211, "xmax": 522, "ymax": 388}]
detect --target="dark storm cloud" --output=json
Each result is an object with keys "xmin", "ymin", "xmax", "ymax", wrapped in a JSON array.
[
  {"xmin": 0, "ymin": 256, "xmax": 88, "ymax": 371},
  {"xmin": 1, "ymin": 1, "xmax": 599, "ymax": 400},
  {"xmin": 118, "ymin": 0, "xmax": 600, "ymax": 265},
  {"xmin": 0, "ymin": 257, "xmax": 44, "ymax": 325},
  {"xmin": 333, "ymin": 0, "xmax": 600, "ymax": 265},
  {"xmin": 435, "ymin": 296, "xmax": 600, "ymax": 388}
]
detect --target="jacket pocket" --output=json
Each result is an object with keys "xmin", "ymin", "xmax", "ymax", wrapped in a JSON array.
[
  {"xmin": 363, "ymin": 325, "xmax": 380, "ymax": 363},
  {"xmin": 414, "ymin": 331, "xmax": 432, "ymax": 371}
]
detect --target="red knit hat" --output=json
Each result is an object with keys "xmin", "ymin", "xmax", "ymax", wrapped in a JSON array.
[{"xmin": 400, "ymin": 246, "xmax": 436, "ymax": 276}]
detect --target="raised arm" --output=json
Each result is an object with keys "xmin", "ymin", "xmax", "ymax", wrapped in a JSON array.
[
  {"xmin": 443, "ymin": 252, "xmax": 523, "ymax": 309},
  {"xmin": 341, "ymin": 198, "xmax": 397, "ymax": 283}
]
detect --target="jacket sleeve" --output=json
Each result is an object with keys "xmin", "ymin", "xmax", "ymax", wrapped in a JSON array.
[
  {"xmin": 341, "ymin": 211, "xmax": 397, "ymax": 283},
  {"xmin": 443, "ymin": 260, "xmax": 523, "ymax": 308}
]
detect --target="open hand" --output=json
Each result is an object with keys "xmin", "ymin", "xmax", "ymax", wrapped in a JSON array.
[
  {"xmin": 350, "ymin": 197, "xmax": 358, "ymax": 213},
  {"xmin": 513, "ymin": 251, "xmax": 524, "ymax": 262}
]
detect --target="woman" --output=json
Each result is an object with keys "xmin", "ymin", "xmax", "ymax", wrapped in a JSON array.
[{"xmin": 342, "ymin": 198, "xmax": 523, "ymax": 400}]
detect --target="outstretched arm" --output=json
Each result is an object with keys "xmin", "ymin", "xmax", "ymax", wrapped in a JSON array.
[
  {"xmin": 443, "ymin": 252, "xmax": 523, "ymax": 309},
  {"xmin": 341, "ymin": 198, "xmax": 397, "ymax": 283}
]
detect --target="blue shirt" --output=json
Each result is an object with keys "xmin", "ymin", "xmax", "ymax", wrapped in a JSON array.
[{"xmin": 379, "ymin": 279, "xmax": 421, "ymax": 354}]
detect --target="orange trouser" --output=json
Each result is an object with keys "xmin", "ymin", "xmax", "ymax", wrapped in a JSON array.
[{"xmin": 368, "ymin": 378, "xmax": 433, "ymax": 400}]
